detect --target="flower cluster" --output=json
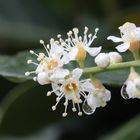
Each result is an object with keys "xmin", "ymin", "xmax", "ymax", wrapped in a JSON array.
[
  {"xmin": 25, "ymin": 22, "xmax": 140, "ymax": 117},
  {"xmin": 108, "ymin": 22, "xmax": 140, "ymax": 99},
  {"xmin": 25, "ymin": 27, "xmax": 111, "ymax": 117}
]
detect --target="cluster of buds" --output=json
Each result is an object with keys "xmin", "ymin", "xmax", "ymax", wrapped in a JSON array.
[
  {"xmin": 95, "ymin": 52, "xmax": 122, "ymax": 68},
  {"xmin": 25, "ymin": 22, "xmax": 140, "ymax": 117}
]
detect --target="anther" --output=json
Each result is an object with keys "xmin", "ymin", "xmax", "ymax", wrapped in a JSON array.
[
  {"xmin": 52, "ymin": 106, "xmax": 56, "ymax": 111},
  {"xmin": 40, "ymin": 40, "xmax": 44, "ymax": 44},
  {"xmin": 62, "ymin": 113, "xmax": 67, "ymax": 117},
  {"xmin": 25, "ymin": 72, "xmax": 30, "ymax": 76},
  {"xmin": 27, "ymin": 60, "xmax": 32, "ymax": 64},
  {"xmin": 47, "ymin": 91, "xmax": 52, "ymax": 96},
  {"xmin": 30, "ymin": 50, "xmax": 34, "ymax": 54},
  {"xmin": 72, "ymin": 108, "xmax": 77, "ymax": 112},
  {"xmin": 57, "ymin": 34, "xmax": 61, "ymax": 38},
  {"xmin": 78, "ymin": 112, "xmax": 83, "ymax": 116},
  {"xmin": 73, "ymin": 28, "xmax": 79, "ymax": 33},
  {"xmin": 95, "ymin": 28, "xmax": 99, "ymax": 32},
  {"xmin": 33, "ymin": 77, "xmax": 37, "ymax": 81}
]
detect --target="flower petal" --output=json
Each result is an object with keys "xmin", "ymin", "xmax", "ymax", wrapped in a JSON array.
[
  {"xmin": 86, "ymin": 46, "xmax": 102, "ymax": 57},
  {"xmin": 36, "ymin": 64, "xmax": 44, "ymax": 74},
  {"xmin": 72, "ymin": 68, "xmax": 83, "ymax": 79},
  {"xmin": 50, "ymin": 44, "xmax": 64, "ymax": 56},
  {"xmin": 119, "ymin": 22, "xmax": 137, "ymax": 34},
  {"xmin": 134, "ymin": 78, "xmax": 140, "ymax": 87},
  {"xmin": 52, "ymin": 83, "xmax": 61, "ymax": 96},
  {"xmin": 69, "ymin": 47, "xmax": 78, "ymax": 60},
  {"xmin": 50, "ymin": 69, "xmax": 70, "ymax": 82},
  {"xmin": 81, "ymin": 80, "xmax": 95, "ymax": 93},
  {"xmin": 87, "ymin": 94, "xmax": 101, "ymax": 109},
  {"xmin": 107, "ymin": 36, "xmax": 123, "ymax": 42},
  {"xmin": 116, "ymin": 42, "xmax": 130, "ymax": 52},
  {"xmin": 61, "ymin": 51, "xmax": 70, "ymax": 65},
  {"xmin": 132, "ymin": 29, "xmax": 140, "ymax": 41},
  {"xmin": 37, "ymin": 72, "xmax": 50, "ymax": 85},
  {"xmin": 126, "ymin": 81, "xmax": 136, "ymax": 98},
  {"xmin": 98, "ymin": 89, "xmax": 111, "ymax": 101}
]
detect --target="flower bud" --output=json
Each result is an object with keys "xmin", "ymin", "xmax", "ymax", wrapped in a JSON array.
[
  {"xmin": 37, "ymin": 72, "xmax": 49, "ymax": 85},
  {"xmin": 108, "ymin": 52, "xmax": 122, "ymax": 64},
  {"xmin": 95, "ymin": 53, "xmax": 110, "ymax": 68},
  {"xmin": 121, "ymin": 70, "xmax": 140, "ymax": 99}
]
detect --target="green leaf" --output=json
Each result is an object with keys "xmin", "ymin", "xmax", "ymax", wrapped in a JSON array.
[
  {"xmin": 98, "ymin": 114, "xmax": 140, "ymax": 140},
  {"xmin": 95, "ymin": 69, "xmax": 129, "ymax": 87},
  {"xmin": 0, "ymin": 51, "xmax": 34, "ymax": 82}
]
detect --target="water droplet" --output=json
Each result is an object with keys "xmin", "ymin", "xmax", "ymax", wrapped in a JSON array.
[
  {"xmin": 82, "ymin": 100, "xmax": 95, "ymax": 115},
  {"xmin": 121, "ymin": 84, "xmax": 129, "ymax": 99}
]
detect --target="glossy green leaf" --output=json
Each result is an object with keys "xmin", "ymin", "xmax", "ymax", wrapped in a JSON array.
[{"xmin": 0, "ymin": 51, "xmax": 34, "ymax": 82}]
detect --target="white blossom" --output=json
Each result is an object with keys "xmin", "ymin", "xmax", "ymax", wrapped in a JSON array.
[
  {"xmin": 47, "ymin": 68, "xmax": 95, "ymax": 117},
  {"xmin": 95, "ymin": 53, "xmax": 110, "ymax": 68},
  {"xmin": 25, "ymin": 39, "xmax": 70, "ymax": 84},
  {"xmin": 85, "ymin": 87, "xmax": 111, "ymax": 112},
  {"xmin": 121, "ymin": 70, "xmax": 140, "ymax": 99},
  {"xmin": 107, "ymin": 22, "xmax": 140, "ymax": 52},
  {"xmin": 57, "ymin": 27, "xmax": 102, "ymax": 61}
]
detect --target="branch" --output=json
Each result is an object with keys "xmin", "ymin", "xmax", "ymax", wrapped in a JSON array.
[{"xmin": 83, "ymin": 60, "xmax": 140, "ymax": 74}]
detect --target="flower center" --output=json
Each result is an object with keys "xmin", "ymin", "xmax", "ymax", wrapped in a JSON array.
[
  {"xmin": 129, "ymin": 41, "xmax": 139, "ymax": 52},
  {"xmin": 47, "ymin": 59, "xmax": 58, "ymax": 70},
  {"xmin": 76, "ymin": 46, "xmax": 87, "ymax": 61},
  {"xmin": 65, "ymin": 83, "xmax": 78, "ymax": 92}
]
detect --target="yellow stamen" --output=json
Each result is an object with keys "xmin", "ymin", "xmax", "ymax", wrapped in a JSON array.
[
  {"xmin": 129, "ymin": 41, "xmax": 139, "ymax": 52},
  {"xmin": 76, "ymin": 47, "xmax": 87, "ymax": 61},
  {"xmin": 47, "ymin": 59, "xmax": 58, "ymax": 70},
  {"xmin": 65, "ymin": 83, "xmax": 78, "ymax": 92}
]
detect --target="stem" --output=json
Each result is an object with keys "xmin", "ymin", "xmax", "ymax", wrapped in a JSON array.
[
  {"xmin": 130, "ymin": 66, "xmax": 135, "ymax": 73},
  {"xmin": 132, "ymin": 51, "xmax": 140, "ymax": 60},
  {"xmin": 89, "ymin": 74, "xmax": 96, "ymax": 81},
  {"xmin": 83, "ymin": 60, "xmax": 140, "ymax": 75},
  {"xmin": 78, "ymin": 61, "xmax": 85, "ymax": 68}
]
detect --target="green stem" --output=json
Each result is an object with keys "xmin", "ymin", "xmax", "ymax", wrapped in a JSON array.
[
  {"xmin": 132, "ymin": 51, "xmax": 140, "ymax": 60},
  {"xmin": 83, "ymin": 60, "xmax": 140, "ymax": 75},
  {"xmin": 89, "ymin": 74, "xmax": 96, "ymax": 81},
  {"xmin": 130, "ymin": 66, "xmax": 135, "ymax": 73},
  {"xmin": 78, "ymin": 61, "xmax": 85, "ymax": 68}
]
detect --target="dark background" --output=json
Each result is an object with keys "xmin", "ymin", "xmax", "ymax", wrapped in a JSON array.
[{"xmin": 0, "ymin": 0, "xmax": 140, "ymax": 140}]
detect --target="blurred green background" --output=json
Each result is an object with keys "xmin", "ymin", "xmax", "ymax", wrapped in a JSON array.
[{"xmin": 0, "ymin": 0, "xmax": 140, "ymax": 140}]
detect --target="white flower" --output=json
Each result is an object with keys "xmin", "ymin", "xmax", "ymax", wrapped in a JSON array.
[
  {"xmin": 108, "ymin": 52, "xmax": 122, "ymax": 64},
  {"xmin": 121, "ymin": 70, "xmax": 140, "ymax": 99},
  {"xmin": 107, "ymin": 22, "xmax": 140, "ymax": 52},
  {"xmin": 82, "ymin": 79, "xmax": 111, "ymax": 115},
  {"xmin": 25, "ymin": 39, "xmax": 70, "ymax": 84},
  {"xmin": 95, "ymin": 53, "xmax": 110, "ymax": 68},
  {"xmin": 47, "ymin": 68, "xmax": 95, "ymax": 117},
  {"xmin": 57, "ymin": 27, "xmax": 102, "ymax": 61},
  {"xmin": 86, "ymin": 88, "xmax": 111, "ymax": 110}
]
